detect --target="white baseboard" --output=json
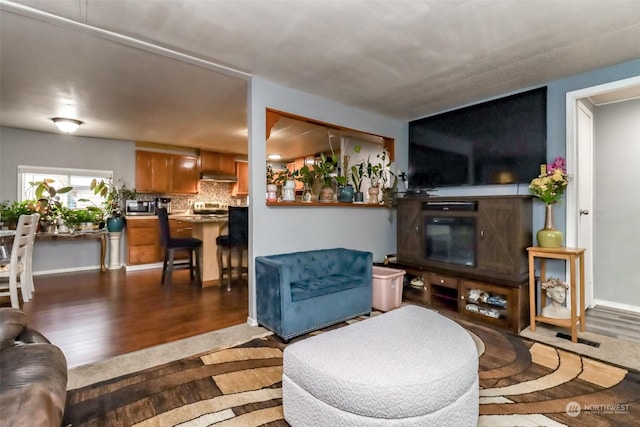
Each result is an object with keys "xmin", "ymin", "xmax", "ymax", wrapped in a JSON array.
[
  {"xmin": 33, "ymin": 265, "xmax": 102, "ymax": 276},
  {"xmin": 125, "ymin": 263, "xmax": 163, "ymax": 272},
  {"xmin": 593, "ymin": 299, "xmax": 640, "ymax": 314}
]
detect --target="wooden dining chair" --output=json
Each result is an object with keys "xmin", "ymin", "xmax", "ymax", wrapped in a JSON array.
[
  {"xmin": 0, "ymin": 214, "xmax": 39, "ymax": 308},
  {"xmin": 24, "ymin": 212, "xmax": 39, "ymax": 298}
]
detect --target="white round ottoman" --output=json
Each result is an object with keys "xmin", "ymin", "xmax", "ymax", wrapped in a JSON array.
[{"xmin": 283, "ymin": 305, "xmax": 479, "ymax": 426}]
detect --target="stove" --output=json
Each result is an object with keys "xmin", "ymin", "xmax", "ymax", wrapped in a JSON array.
[{"xmin": 192, "ymin": 201, "xmax": 229, "ymax": 216}]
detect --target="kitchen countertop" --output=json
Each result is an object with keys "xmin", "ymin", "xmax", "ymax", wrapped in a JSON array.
[
  {"xmin": 125, "ymin": 213, "xmax": 227, "ymax": 223},
  {"xmin": 174, "ymin": 215, "xmax": 227, "ymax": 223}
]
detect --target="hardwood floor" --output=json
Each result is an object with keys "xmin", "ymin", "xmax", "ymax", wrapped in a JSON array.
[
  {"xmin": 5, "ymin": 268, "xmax": 248, "ymax": 368},
  {"xmin": 586, "ymin": 305, "xmax": 640, "ymax": 344}
]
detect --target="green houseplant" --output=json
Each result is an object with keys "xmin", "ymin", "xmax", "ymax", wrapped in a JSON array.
[
  {"xmin": 295, "ymin": 165, "xmax": 316, "ymax": 202},
  {"xmin": 314, "ymin": 152, "xmax": 336, "ymax": 202},
  {"xmin": 28, "ymin": 179, "xmax": 73, "ymax": 231},
  {"xmin": 1, "ymin": 200, "xmax": 35, "ymax": 229},
  {"xmin": 90, "ymin": 178, "xmax": 135, "ymax": 232},
  {"xmin": 29, "ymin": 178, "xmax": 73, "ymax": 226},
  {"xmin": 350, "ymin": 162, "xmax": 365, "ymax": 203}
]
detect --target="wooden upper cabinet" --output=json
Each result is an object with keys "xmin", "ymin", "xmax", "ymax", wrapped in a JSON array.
[
  {"xmin": 136, "ymin": 150, "xmax": 199, "ymax": 194},
  {"xmin": 200, "ymin": 151, "xmax": 236, "ymax": 174},
  {"xmin": 170, "ymin": 154, "xmax": 199, "ymax": 194},
  {"xmin": 136, "ymin": 151, "xmax": 171, "ymax": 193},
  {"xmin": 234, "ymin": 161, "xmax": 249, "ymax": 196}
]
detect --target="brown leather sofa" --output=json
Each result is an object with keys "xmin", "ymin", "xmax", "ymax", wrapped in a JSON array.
[{"xmin": 0, "ymin": 308, "xmax": 67, "ymax": 427}]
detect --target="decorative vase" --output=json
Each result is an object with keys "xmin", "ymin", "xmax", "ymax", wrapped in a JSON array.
[
  {"xmin": 266, "ymin": 184, "xmax": 277, "ymax": 202},
  {"xmin": 282, "ymin": 180, "xmax": 296, "ymax": 201},
  {"xmin": 301, "ymin": 185, "xmax": 313, "ymax": 203},
  {"xmin": 353, "ymin": 192, "xmax": 364, "ymax": 203},
  {"xmin": 319, "ymin": 186, "xmax": 334, "ymax": 203},
  {"xmin": 537, "ymin": 204, "xmax": 563, "ymax": 248},
  {"xmin": 368, "ymin": 186, "xmax": 380, "ymax": 204},
  {"xmin": 106, "ymin": 216, "xmax": 125, "ymax": 232},
  {"xmin": 337, "ymin": 185, "xmax": 354, "ymax": 203}
]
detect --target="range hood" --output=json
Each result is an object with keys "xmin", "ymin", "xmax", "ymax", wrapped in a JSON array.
[{"xmin": 200, "ymin": 170, "xmax": 238, "ymax": 182}]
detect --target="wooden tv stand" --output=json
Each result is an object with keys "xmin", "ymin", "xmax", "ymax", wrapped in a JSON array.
[{"xmin": 395, "ymin": 195, "xmax": 532, "ymax": 333}]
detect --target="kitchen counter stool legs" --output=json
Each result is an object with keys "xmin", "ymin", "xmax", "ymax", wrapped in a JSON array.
[{"xmin": 215, "ymin": 207, "xmax": 248, "ymax": 291}]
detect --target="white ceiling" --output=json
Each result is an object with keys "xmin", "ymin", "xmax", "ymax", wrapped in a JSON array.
[{"xmin": 1, "ymin": 0, "xmax": 639, "ymax": 157}]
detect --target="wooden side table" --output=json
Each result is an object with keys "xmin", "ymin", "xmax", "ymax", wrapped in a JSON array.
[{"xmin": 527, "ymin": 246, "xmax": 586, "ymax": 343}]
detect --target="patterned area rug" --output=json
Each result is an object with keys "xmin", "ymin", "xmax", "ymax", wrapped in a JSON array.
[{"xmin": 63, "ymin": 316, "xmax": 640, "ymax": 426}]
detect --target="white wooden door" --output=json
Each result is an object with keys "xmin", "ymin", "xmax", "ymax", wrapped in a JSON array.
[{"xmin": 576, "ymin": 99, "xmax": 594, "ymax": 308}]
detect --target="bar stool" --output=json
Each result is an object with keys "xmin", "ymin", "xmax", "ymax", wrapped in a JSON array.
[
  {"xmin": 216, "ymin": 206, "xmax": 248, "ymax": 291},
  {"xmin": 157, "ymin": 208, "xmax": 202, "ymax": 286}
]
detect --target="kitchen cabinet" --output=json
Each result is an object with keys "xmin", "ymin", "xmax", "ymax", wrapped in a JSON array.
[
  {"xmin": 127, "ymin": 218, "xmax": 160, "ymax": 265},
  {"xmin": 168, "ymin": 219, "xmax": 193, "ymax": 260},
  {"xmin": 136, "ymin": 151, "xmax": 171, "ymax": 193},
  {"xmin": 234, "ymin": 161, "xmax": 249, "ymax": 196},
  {"xmin": 136, "ymin": 151, "xmax": 199, "ymax": 194},
  {"xmin": 286, "ymin": 157, "xmax": 306, "ymax": 190},
  {"xmin": 127, "ymin": 218, "xmax": 193, "ymax": 265},
  {"xmin": 200, "ymin": 151, "xmax": 236, "ymax": 174},
  {"xmin": 170, "ymin": 154, "xmax": 199, "ymax": 194}
]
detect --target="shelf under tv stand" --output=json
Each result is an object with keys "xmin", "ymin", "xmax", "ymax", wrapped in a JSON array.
[{"xmin": 388, "ymin": 262, "xmax": 530, "ymax": 334}]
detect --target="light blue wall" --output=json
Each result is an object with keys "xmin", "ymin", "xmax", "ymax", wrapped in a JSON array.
[
  {"xmin": 247, "ymin": 76, "xmax": 407, "ymax": 321},
  {"xmin": 544, "ymin": 58, "xmax": 640, "ymax": 235},
  {"xmin": 0, "ymin": 127, "xmax": 135, "ymax": 272}
]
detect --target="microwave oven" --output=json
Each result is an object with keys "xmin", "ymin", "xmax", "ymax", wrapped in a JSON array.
[{"xmin": 125, "ymin": 200, "xmax": 156, "ymax": 216}]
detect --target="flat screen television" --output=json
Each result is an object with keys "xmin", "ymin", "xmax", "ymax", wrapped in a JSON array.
[{"xmin": 408, "ymin": 87, "xmax": 547, "ymax": 189}]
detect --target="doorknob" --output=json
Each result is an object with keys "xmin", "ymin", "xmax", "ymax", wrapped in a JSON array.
[{"xmin": 579, "ymin": 209, "xmax": 590, "ymax": 215}]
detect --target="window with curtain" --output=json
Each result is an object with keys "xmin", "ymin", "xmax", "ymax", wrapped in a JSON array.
[{"xmin": 17, "ymin": 166, "xmax": 113, "ymax": 209}]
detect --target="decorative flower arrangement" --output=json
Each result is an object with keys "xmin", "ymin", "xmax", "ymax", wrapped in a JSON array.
[
  {"xmin": 529, "ymin": 157, "xmax": 569, "ymax": 205},
  {"xmin": 541, "ymin": 277, "xmax": 568, "ymax": 290}
]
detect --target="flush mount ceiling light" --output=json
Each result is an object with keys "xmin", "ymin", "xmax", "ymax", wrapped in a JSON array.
[
  {"xmin": 52, "ymin": 117, "xmax": 82, "ymax": 133},
  {"xmin": 267, "ymin": 154, "xmax": 282, "ymax": 160}
]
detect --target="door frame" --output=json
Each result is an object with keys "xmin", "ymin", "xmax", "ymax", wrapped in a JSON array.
[{"xmin": 565, "ymin": 75, "xmax": 640, "ymax": 310}]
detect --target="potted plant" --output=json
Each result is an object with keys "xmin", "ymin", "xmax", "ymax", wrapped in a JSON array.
[
  {"xmin": 90, "ymin": 178, "xmax": 135, "ymax": 232},
  {"xmin": 335, "ymin": 175, "xmax": 354, "ymax": 203},
  {"xmin": 70, "ymin": 208, "xmax": 103, "ymax": 231},
  {"xmin": 365, "ymin": 156, "xmax": 384, "ymax": 204},
  {"xmin": 295, "ymin": 165, "xmax": 316, "ymax": 203},
  {"xmin": 28, "ymin": 179, "xmax": 73, "ymax": 231},
  {"xmin": 314, "ymin": 152, "xmax": 336, "ymax": 202},
  {"xmin": 350, "ymin": 162, "xmax": 366, "ymax": 203},
  {"xmin": 365, "ymin": 151, "xmax": 393, "ymax": 205},
  {"xmin": 275, "ymin": 169, "xmax": 297, "ymax": 201},
  {"xmin": 1, "ymin": 200, "xmax": 35, "ymax": 230}
]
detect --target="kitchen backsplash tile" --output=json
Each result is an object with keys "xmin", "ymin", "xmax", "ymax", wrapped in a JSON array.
[{"xmin": 138, "ymin": 181, "xmax": 235, "ymax": 213}]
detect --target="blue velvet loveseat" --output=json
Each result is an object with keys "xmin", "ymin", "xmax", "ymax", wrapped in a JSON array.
[{"xmin": 255, "ymin": 248, "xmax": 373, "ymax": 341}]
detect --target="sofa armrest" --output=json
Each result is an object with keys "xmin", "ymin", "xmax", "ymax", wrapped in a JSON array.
[
  {"xmin": 0, "ymin": 308, "xmax": 26, "ymax": 351},
  {"xmin": 16, "ymin": 328, "xmax": 52, "ymax": 345},
  {"xmin": 337, "ymin": 248, "xmax": 373, "ymax": 279},
  {"xmin": 256, "ymin": 256, "xmax": 293, "ymax": 303}
]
